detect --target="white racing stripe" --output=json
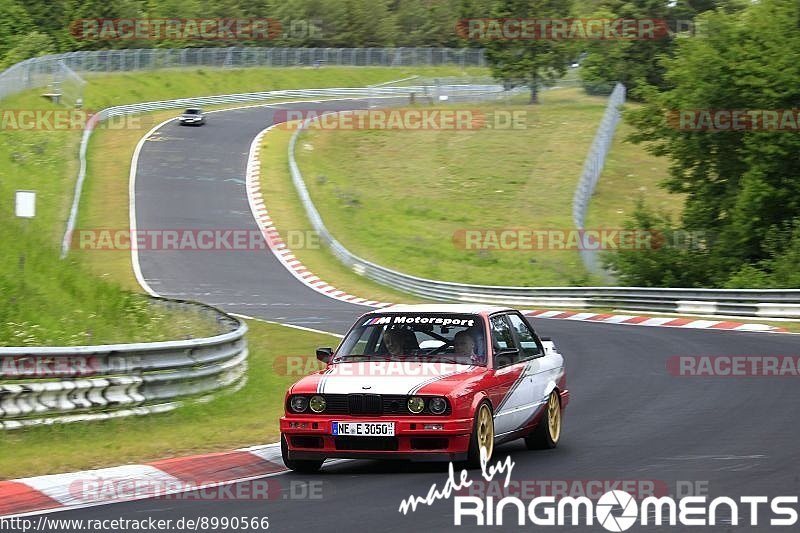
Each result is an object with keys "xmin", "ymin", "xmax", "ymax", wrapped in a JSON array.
[{"xmin": 317, "ymin": 362, "xmax": 473, "ymax": 395}]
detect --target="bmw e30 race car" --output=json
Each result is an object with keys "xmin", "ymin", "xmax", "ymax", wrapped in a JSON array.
[{"xmin": 280, "ymin": 304, "xmax": 568, "ymax": 472}]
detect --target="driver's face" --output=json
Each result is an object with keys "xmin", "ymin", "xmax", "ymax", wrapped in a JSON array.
[
  {"xmin": 384, "ymin": 331, "xmax": 403, "ymax": 354},
  {"xmin": 454, "ymin": 335, "xmax": 475, "ymax": 355}
]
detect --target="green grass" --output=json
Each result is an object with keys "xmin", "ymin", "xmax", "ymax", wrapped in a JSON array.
[
  {"xmin": 294, "ymin": 88, "xmax": 607, "ymax": 286},
  {"xmin": 0, "ymin": 66, "xmax": 483, "ymax": 342},
  {"xmin": 81, "ymin": 66, "xmax": 488, "ymax": 109},
  {"xmin": 258, "ymin": 126, "xmax": 431, "ymax": 304},
  {"xmin": 0, "ymin": 320, "xmax": 335, "ymax": 479},
  {"xmin": 0, "ymin": 213, "xmax": 220, "ymax": 346},
  {"xmin": 291, "ymin": 88, "xmax": 679, "ymax": 287},
  {"xmin": 585, "ymin": 118, "xmax": 679, "ymax": 228}
]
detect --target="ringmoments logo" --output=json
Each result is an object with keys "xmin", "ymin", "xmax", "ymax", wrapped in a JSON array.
[
  {"xmin": 397, "ymin": 454, "xmax": 799, "ymax": 530},
  {"xmin": 452, "ymin": 491, "xmax": 799, "ymax": 529}
]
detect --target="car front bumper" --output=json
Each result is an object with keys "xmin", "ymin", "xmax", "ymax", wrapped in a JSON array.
[{"xmin": 280, "ymin": 415, "xmax": 473, "ymax": 462}]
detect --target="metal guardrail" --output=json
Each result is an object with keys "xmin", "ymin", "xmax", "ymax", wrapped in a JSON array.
[
  {"xmin": 0, "ymin": 299, "xmax": 248, "ymax": 430},
  {"xmin": 60, "ymin": 83, "xmax": 507, "ymax": 257},
  {"xmin": 287, "ymin": 102, "xmax": 800, "ymax": 320},
  {"xmin": 0, "ymin": 47, "xmax": 487, "ymax": 102}
]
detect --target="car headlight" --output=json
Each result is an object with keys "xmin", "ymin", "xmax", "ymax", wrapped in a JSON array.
[
  {"xmin": 309, "ymin": 395, "xmax": 326, "ymax": 413},
  {"xmin": 289, "ymin": 396, "xmax": 308, "ymax": 413},
  {"xmin": 407, "ymin": 396, "xmax": 425, "ymax": 414},
  {"xmin": 429, "ymin": 397, "xmax": 448, "ymax": 415}
]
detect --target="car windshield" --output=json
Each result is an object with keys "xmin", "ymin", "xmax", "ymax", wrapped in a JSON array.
[
  {"xmin": 334, "ymin": 313, "xmax": 487, "ymax": 366},
  {"xmin": 184, "ymin": 109, "xmax": 201, "ymax": 114}
]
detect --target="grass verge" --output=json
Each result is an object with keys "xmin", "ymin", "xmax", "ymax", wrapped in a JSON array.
[
  {"xmin": 292, "ymin": 87, "xmax": 677, "ymax": 286},
  {"xmin": 1, "ymin": 67, "xmax": 479, "ymax": 340},
  {"xmin": 258, "ymin": 126, "xmax": 429, "ymax": 304}
]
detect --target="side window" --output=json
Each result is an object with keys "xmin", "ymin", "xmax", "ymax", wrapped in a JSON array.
[
  {"xmin": 508, "ymin": 314, "xmax": 541, "ymax": 359},
  {"xmin": 490, "ymin": 315, "xmax": 520, "ymax": 368}
]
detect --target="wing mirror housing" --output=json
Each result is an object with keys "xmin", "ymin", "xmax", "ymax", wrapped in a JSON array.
[{"xmin": 316, "ymin": 347, "xmax": 333, "ymax": 364}]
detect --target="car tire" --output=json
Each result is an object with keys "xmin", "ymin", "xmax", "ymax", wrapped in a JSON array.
[
  {"xmin": 525, "ymin": 390, "xmax": 561, "ymax": 450},
  {"xmin": 281, "ymin": 434, "xmax": 324, "ymax": 473},
  {"xmin": 464, "ymin": 401, "xmax": 494, "ymax": 469}
]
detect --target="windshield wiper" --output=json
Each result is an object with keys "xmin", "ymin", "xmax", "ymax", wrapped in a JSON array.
[
  {"xmin": 424, "ymin": 356, "xmax": 466, "ymax": 364},
  {"xmin": 333, "ymin": 355, "xmax": 398, "ymax": 363}
]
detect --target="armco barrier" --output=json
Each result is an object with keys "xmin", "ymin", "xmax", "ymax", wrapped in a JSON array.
[
  {"xmin": 0, "ymin": 299, "xmax": 247, "ymax": 430},
  {"xmin": 287, "ymin": 112, "xmax": 800, "ymax": 320}
]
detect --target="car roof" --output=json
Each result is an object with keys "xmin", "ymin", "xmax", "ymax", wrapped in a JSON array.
[{"xmin": 376, "ymin": 303, "xmax": 513, "ymax": 315}]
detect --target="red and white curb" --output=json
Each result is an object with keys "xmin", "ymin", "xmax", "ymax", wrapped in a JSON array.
[
  {"xmin": 523, "ymin": 310, "xmax": 787, "ymax": 333},
  {"xmin": 0, "ymin": 444, "xmax": 286, "ymax": 518},
  {"xmin": 243, "ymin": 126, "xmax": 787, "ymax": 335},
  {"xmin": 245, "ymin": 125, "xmax": 392, "ymax": 309}
]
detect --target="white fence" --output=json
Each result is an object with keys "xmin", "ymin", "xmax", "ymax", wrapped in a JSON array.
[
  {"xmin": 0, "ymin": 47, "xmax": 487, "ymax": 102},
  {"xmin": 573, "ymin": 82, "xmax": 626, "ymax": 278}
]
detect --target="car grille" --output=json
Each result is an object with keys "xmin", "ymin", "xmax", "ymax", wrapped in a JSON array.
[{"xmin": 348, "ymin": 393, "xmax": 382, "ymax": 414}]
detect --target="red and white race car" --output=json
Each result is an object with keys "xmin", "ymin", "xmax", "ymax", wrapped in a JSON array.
[{"xmin": 280, "ymin": 304, "xmax": 568, "ymax": 472}]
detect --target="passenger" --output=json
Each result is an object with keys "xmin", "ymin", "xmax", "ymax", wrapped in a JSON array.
[
  {"xmin": 454, "ymin": 329, "xmax": 485, "ymax": 365},
  {"xmin": 383, "ymin": 328, "xmax": 419, "ymax": 355}
]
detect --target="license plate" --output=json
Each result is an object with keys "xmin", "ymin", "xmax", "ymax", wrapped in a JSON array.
[{"xmin": 332, "ymin": 421, "xmax": 395, "ymax": 436}]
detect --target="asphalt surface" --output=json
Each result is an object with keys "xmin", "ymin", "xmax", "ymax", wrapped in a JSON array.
[
  {"xmin": 133, "ymin": 99, "xmax": 389, "ymax": 331},
  {"xmin": 43, "ymin": 100, "xmax": 800, "ymax": 531}
]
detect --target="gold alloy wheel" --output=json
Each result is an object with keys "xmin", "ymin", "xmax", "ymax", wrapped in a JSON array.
[
  {"xmin": 477, "ymin": 404, "xmax": 494, "ymax": 460},
  {"xmin": 547, "ymin": 391, "xmax": 561, "ymax": 443}
]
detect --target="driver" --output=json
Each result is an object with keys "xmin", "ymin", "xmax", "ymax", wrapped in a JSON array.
[
  {"xmin": 454, "ymin": 329, "xmax": 485, "ymax": 364},
  {"xmin": 383, "ymin": 328, "xmax": 418, "ymax": 355}
]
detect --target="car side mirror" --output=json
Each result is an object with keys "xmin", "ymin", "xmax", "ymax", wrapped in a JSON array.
[
  {"xmin": 493, "ymin": 347, "xmax": 520, "ymax": 368},
  {"xmin": 316, "ymin": 347, "xmax": 333, "ymax": 364}
]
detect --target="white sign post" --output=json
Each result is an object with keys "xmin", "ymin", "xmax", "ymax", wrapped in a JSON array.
[{"xmin": 15, "ymin": 190, "xmax": 36, "ymax": 218}]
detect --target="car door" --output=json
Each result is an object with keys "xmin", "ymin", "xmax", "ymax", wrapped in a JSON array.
[
  {"xmin": 506, "ymin": 312, "xmax": 563, "ymax": 431},
  {"xmin": 488, "ymin": 313, "xmax": 540, "ymax": 438}
]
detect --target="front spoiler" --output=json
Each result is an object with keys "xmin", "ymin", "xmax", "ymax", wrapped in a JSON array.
[{"xmin": 289, "ymin": 450, "xmax": 469, "ymax": 462}]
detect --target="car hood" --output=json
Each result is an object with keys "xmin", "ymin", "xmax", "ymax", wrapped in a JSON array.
[{"xmin": 291, "ymin": 361, "xmax": 483, "ymax": 396}]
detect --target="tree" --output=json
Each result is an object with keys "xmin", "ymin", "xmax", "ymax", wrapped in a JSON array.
[
  {"xmin": 2, "ymin": 31, "xmax": 55, "ymax": 68},
  {"xmin": 576, "ymin": 0, "xmax": 732, "ymax": 100},
  {"xmin": 481, "ymin": 0, "xmax": 574, "ymax": 104},
  {"xmin": 0, "ymin": 0, "xmax": 33, "ymax": 61},
  {"xmin": 610, "ymin": 0, "xmax": 800, "ymax": 287}
]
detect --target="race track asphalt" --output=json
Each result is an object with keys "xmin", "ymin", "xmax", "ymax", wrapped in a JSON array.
[
  {"xmin": 132, "ymin": 99, "xmax": 387, "ymax": 332},
  {"xmin": 44, "ymin": 99, "xmax": 800, "ymax": 532}
]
